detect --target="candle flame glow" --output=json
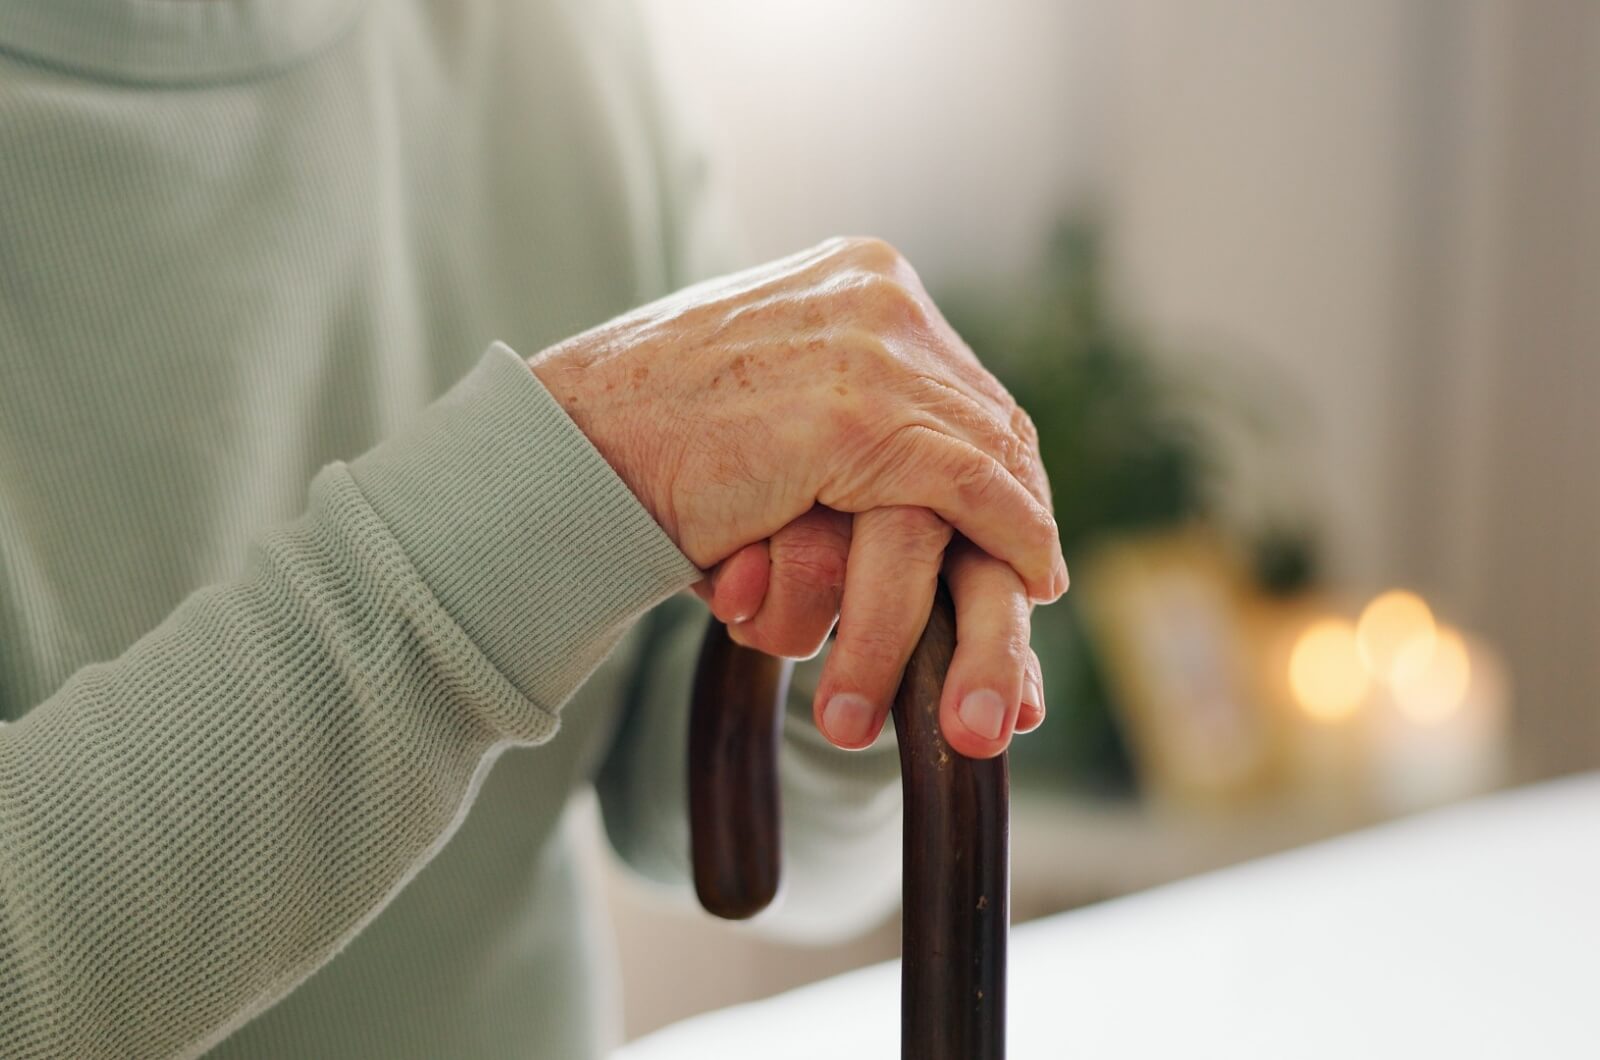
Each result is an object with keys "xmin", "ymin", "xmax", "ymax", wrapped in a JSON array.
[
  {"xmin": 1392, "ymin": 626, "xmax": 1472, "ymax": 725},
  {"xmin": 1357, "ymin": 589, "xmax": 1437, "ymax": 685},
  {"xmin": 1289, "ymin": 619, "xmax": 1370, "ymax": 722}
]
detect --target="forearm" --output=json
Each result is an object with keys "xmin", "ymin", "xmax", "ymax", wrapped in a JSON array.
[{"xmin": 0, "ymin": 346, "xmax": 697, "ymax": 1058}]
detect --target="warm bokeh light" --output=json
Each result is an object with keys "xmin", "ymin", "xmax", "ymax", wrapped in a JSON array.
[
  {"xmin": 1392, "ymin": 626, "xmax": 1473, "ymax": 724},
  {"xmin": 1289, "ymin": 619, "xmax": 1370, "ymax": 722},
  {"xmin": 1357, "ymin": 589, "xmax": 1437, "ymax": 685}
]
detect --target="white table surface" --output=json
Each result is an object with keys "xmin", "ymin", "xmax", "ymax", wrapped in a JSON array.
[{"xmin": 615, "ymin": 773, "xmax": 1599, "ymax": 1058}]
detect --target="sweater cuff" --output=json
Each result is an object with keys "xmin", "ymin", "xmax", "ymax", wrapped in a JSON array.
[{"xmin": 346, "ymin": 342, "xmax": 701, "ymax": 712}]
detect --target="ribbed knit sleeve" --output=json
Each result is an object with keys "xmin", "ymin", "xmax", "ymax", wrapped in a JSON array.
[
  {"xmin": 0, "ymin": 345, "xmax": 699, "ymax": 1059},
  {"xmin": 345, "ymin": 343, "xmax": 700, "ymax": 714}
]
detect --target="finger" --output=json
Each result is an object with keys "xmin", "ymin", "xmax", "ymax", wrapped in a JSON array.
[
  {"xmin": 938, "ymin": 542, "xmax": 1033, "ymax": 759},
  {"xmin": 830, "ymin": 428, "xmax": 1067, "ymax": 603},
  {"xmin": 1016, "ymin": 649, "xmax": 1046, "ymax": 734},
  {"xmin": 727, "ymin": 506, "xmax": 852, "ymax": 659},
  {"xmin": 697, "ymin": 541, "xmax": 771, "ymax": 624},
  {"xmin": 814, "ymin": 506, "xmax": 952, "ymax": 749},
  {"xmin": 915, "ymin": 367, "xmax": 1054, "ymax": 517}
]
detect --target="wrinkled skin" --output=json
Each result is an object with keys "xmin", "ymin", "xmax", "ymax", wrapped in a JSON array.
[{"xmin": 530, "ymin": 237, "xmax": 1063, "ymax": 758}]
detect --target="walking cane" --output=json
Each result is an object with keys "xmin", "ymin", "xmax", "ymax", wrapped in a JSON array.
[{"xmin": 688, "ymin": 584, "xmax": 1009, "ymax": 1059}]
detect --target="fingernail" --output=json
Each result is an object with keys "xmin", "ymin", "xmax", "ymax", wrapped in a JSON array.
[
  {"xmin": 958, "ymin": 689, "xmax": 1007, "ymax": 741},
  {"xmin": 823, "ymin": 693, "xmax": 875, "ymax": 746},
  {"xmin": 1029, "ymin": 700, "xmax": 1047, "ymax": 728},
  {"xmin": 1024, "ymin": 673, "xmax": 1045, "ymax": 713}
]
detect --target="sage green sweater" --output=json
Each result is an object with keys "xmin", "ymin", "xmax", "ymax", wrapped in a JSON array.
[{"xmin": 0, "ymin": 2, "xmax": 902, "ymax": 1057}]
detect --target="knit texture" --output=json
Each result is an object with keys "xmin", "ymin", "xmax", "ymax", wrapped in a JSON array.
[
  {"xmin": 0, "ymin": 2, "xmax": 902, "ymax": 1057},
  {"xmin": 346, "ymin": 344, "xmax": 699, "ymax": 716}
]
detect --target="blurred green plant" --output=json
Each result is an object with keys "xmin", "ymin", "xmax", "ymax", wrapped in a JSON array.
[
  {"xmin": 940, "ymin": 217, "xmax": 1313, "ymax": 796},
  {"xmin": 946, "ymin": 220, "xmax": 1212, "ymax": 551}
]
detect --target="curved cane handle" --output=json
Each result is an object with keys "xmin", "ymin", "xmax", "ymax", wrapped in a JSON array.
[
  {"xmin": 688, "ymin": 585, "xmax": 1009, "ymax": 1060},
  {"xmin": 687, "ymin": 621, "xmax": 791, "ymax": 918}
]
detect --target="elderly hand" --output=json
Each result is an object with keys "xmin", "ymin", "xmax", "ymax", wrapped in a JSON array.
[
  {"xmin": 699, "ymin": 506, "xmax": 1047, "ymax": 759},
  {"xmin": 529, "ymin": 236, "xmax": 1063, "ymax": 757}
]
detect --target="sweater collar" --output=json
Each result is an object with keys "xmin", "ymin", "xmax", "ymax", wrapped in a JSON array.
[{"xmin": 0, "ymin": 0, "xmax": 365, "ymax": 85}]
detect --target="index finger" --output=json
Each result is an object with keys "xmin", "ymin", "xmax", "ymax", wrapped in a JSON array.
[{"xmin": 835, "ymin": 427, "xmax": 1067, "ymax": 602}]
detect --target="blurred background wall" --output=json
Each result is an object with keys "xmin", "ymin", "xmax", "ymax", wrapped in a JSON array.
[{"xmin": 609, "ymin": 0, "xmax": 1599, "ymax": 1040}]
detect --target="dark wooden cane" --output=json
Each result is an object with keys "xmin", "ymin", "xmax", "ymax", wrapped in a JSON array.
[{"xmin": 689, "ymin": 585, "xmax": 1009, "ymax": 1060}]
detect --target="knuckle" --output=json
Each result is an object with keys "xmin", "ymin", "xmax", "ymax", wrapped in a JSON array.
[
  {"xmin": 998, "ymin": 631, "xmax": 1032, "ymax": 672},
  {"xmin": 1009, "ymin": 402, "xmax": 1041, "ymax": 454},
  {"xmin": 830, "ymin": 417, "xmax": 944, "ymax": 512},
  {"xmin": 865, "ymin": 271, "xmax": 914, "ymax": 307},
  {"xmin": 838, "ymin": 620, "xmax": 911, "ymax": 672},
  {"xmin": 841, "ymin": 235, "xmax": 902, "ymax": 270},
  {"xmin": 967, "ymin": 629, "xmax": 1031, "ymax": 682},
  {"xmin": 876, "ymin": 506, "xmax": 952, "ymax": 556},
  {"xmin": 840, "ymin": 327, "xmax": 898, "ymax": 374},
  {"xmin": 867, "ymin": 419, "xmax": 940, "ymax": 486},
  {"xmin": 772, "ymin": 540, "xmax": 848, "ymax": 594},
  {"xmin": 1010, "ymin": 443, "xmax": 1035, "ymax": 487},
  {"xmin": 952, "ymin": 452, "xmax": 1005, "ymax": 508},
  {"xmin": 779, "ymin": 513, "xmax": 850, "ymax": 555},
  {"xmin": 830, "ymin": 271, "xmax": 921, "ymax": 335},
  {"xmin": 861, "ymin": 273, "xmax": 929, "ymax": 329},
  {"xmin": 974, "ymin": 403, "xmax": 1039, "ymax": 490}
]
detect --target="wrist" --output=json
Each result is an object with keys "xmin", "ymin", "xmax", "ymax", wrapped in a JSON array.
[
  {"xmin": 526, "ymin": 343, "xmax": 684, "ymax": 550},
  {"xmin": 350, "ymin": 344, "xmax": 700, "ymax": 710}
]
